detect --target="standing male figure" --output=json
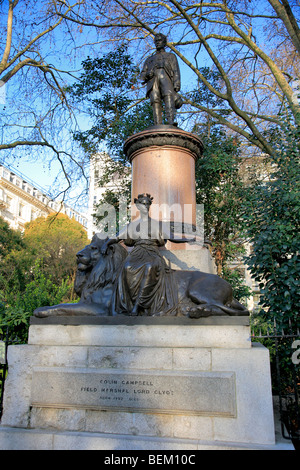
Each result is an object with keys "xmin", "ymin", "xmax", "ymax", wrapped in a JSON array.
[{"xmin": 140, "ymin": 33, "xmax": 182, "ymax": 126}]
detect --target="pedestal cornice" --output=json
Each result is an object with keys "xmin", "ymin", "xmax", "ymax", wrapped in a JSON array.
[{"xmin": 124, "ymin": 125, "xmax": 204, "ymax": 162}]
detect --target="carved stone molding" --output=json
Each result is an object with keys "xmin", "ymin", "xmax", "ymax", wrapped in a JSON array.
[{"xmin": 124, "ymin": 125, "xmax": 204, "ymax": 162}]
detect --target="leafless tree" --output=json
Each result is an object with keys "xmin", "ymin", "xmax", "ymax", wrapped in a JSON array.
[
  {"xmin": 0, "ymin": 0, "xmax": 92, "ymax": 199},
  {"xmin": 54, "ymin": 0, "xmax": 300, "ymax": 156},
  {"xmin": 0, "ymin": 0, "xmax": 299, "ymax": 195}
]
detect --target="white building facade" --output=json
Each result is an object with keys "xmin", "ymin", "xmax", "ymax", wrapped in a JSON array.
[
  {"xmin": 0, "ymin": 164, "xmax": 88, "ymax": 232},
  {"xmin": 87, "ymin": 153, "xmax": 130, "ymax": 239}
]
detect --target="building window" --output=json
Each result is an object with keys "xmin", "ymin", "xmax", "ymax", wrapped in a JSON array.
[
  {"xmin": 19, "ymin": 203, "xmax": 24, "ymax": 217},
  {"xmin": 6, "ymin": 196, "xmax": 12, "ymax": 209}
]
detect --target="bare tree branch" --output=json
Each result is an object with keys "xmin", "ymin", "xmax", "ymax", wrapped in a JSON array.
[
  {"xmin": 0, "ymin": 0, "xmax": 18, "ymax": 74},
  {"xmin": 1, "ymin": 0, "xmax": 299, "ymax": 191},
  {"xmin": 268, "ymin": 0, "xmax": 300, "ymax": 55}
]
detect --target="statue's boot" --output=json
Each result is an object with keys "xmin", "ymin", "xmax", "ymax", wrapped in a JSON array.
[
  {"xmin": 164, "ymin": 95, "xmax": 177, "ymax": 126},
  {"xmin": 152, "ymin": 102, "xmax": 163, "ymax": 125}
]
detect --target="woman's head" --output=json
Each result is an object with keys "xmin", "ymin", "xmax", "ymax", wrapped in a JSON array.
[{"xmin": 134, "ymin": 193, "xmax": 153, "ymax": 210}]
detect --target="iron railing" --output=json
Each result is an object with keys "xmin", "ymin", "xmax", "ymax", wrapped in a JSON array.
[
  {"xmin": 0, "ymin": 328, "xmax": 9, "ymax": 420},
  {"xmin": 251, "ymin": 318, "xmax": 299, "ymax": 450}
]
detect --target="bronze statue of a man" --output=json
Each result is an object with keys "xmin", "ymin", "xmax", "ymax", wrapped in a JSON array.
[{"xmin": 140, "ymin": 33, "xmax": 182, "ymax": 126}]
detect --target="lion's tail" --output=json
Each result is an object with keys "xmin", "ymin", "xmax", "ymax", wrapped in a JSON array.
[{"xmin": 218, "ymin": 299, "xmax": 249, "ymax": 316}]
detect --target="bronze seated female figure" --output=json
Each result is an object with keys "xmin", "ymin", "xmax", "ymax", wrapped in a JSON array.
[{"xmin": 101, "ymin": 193, "xmax": 178, "ymax": 316}]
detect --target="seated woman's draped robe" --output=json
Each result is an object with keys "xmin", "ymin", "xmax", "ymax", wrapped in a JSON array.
[{"xmin": 111, "ymin": 218, "xmax": 178, "ymax": 316}]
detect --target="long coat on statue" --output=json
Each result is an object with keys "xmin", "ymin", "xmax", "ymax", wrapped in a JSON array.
[{"xmin": 140, "ymin": 50, "xmax": 181, "ymax": 100}]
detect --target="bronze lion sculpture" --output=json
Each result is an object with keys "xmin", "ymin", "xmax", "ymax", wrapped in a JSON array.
[
  {"xmin": 34, "ymin": 234, "xmax": 248, "ymax": 318},
  {"xmin": 34, "ymin": 235, "xmax": 127, "ymax": 317}
]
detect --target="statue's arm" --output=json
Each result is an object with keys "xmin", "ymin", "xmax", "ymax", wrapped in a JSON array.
[
  {"xmin": 140, "ymin": 58, "xmax": 154, "ymax": 84},
  {"xmin": 159, "ymin": 221, "xmax": 199, "ymax": 244},
  {"xmin": 172, "ymin": 55, "xmax": 181, "ymax": 92},
  {"xmin": 159, "ymin": 222, "xmax": 189, "ymax": 244},
  {"xmin": 140, "ymin": 60, "xmax": 148, "ymax": 84}
]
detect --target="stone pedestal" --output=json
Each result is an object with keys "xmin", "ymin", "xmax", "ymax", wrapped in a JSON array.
[
  {"xmin": 124, "ymin": 126, "xmax": 203, "ymax": 249},
  {"xmin": 161, "ymin": 246, "xmax": 217, "ymax": 274},
  {"xmin": 124, "ymin": 126, "xmax": 215, "ymax": 273},
  {"xmin": 0, "ymin": 316, "xmax": 277, "ymax": 450}
]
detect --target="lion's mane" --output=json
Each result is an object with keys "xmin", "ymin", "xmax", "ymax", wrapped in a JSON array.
[{"xmin": 75, "ymin": 240, "xmax": 128, "ymax": 302}]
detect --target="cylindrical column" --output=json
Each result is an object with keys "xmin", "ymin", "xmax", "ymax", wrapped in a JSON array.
[
  {"xmin": 131, "ymin": 145, "xmax": 196, "ymax": 224},
  {"xmin": 124, "ymin": 126, "xmax": 203, "ymax": 248}
]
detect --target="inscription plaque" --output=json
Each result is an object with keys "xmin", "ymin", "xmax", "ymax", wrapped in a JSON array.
[{"xmin": 31, "ymin": 368, "xmax": 236, "ymax": 417}]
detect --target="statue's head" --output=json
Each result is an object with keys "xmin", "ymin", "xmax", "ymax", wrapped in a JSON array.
[
  {"xmin": 134, "ymin": 193, "xmax": 153, "ymax": 210},
  {"xmin": 154, "ymin": 33, "xmax": 167, "ymax": 49}
]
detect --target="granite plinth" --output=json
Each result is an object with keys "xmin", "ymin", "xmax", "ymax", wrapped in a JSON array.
[{"xmin": 0, "ymin": 317, "xmax": 276, "ymax": 450}]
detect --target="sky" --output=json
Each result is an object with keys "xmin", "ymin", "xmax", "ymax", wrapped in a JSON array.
[{"xmin": 0, "ymin": 5, "xmax": 199, "ymax": 212}]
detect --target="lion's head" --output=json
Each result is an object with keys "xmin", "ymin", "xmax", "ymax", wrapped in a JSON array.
[
  {"xmin": 76, "ymin": 234, "xmax": 107, "ymax": 272},
  {"xmin": 74, "ymin": 235, "xmax": 128, "ymax": 300}
]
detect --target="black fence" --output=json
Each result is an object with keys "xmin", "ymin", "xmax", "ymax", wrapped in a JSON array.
[
  {"xmin": 0, "ymin": 328, "xmax": 9, "ymax": 420},
  {"xmin": 251, "ymin": 318, "xmax": 299, "ymax": 450}
]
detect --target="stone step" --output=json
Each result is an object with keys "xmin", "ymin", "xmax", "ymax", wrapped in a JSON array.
[{"xmin": 0, "ymin": 426, "xmax": 293, "ymax": 451}]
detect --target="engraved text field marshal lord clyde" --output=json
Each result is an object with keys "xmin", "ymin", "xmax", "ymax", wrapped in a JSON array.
[{"xmin": 31, "ymin": 368, "xmax": 236, "ymax": 417}]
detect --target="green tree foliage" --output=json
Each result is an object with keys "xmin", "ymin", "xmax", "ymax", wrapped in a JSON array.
[
  {"xmin": 195, "ymin": 127, "xmax": 251, "ymax": 301},
  {"xmin": 0, "ymin": 217, "xmax": 23, "ymax": 257},
  {"xmin": 0, "ymin": 262, "xmax": 71, "ymax": 344},
  {"xmin": 67, "ymin": 48, "xmax": 154, "ymax": 231},
  {"xmin": 0, "ymin": 219, "xmax": 29, "ymax": 305},
  {"xmin": 243, "ymin": 114, "xmax": 300, "ymax": 326},
  {"xmin": 24, "ymin": 213, "xmax": 88, "ymax": 285},
  {"xmin": 67, "ymin": 46, "xmax": 154, "ymax": 160},
  {"xmin": 0, "ymin": 214, "xmax": 89, "ymax": 342},
  {"xmin": 190, "ymin": 69, "xmax": 251, "ymax": 300}
]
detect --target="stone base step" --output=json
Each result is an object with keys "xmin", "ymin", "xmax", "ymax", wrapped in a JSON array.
[{"xmin": 0, "ymin": 426, "xmax": 294, "ymax": 451}]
